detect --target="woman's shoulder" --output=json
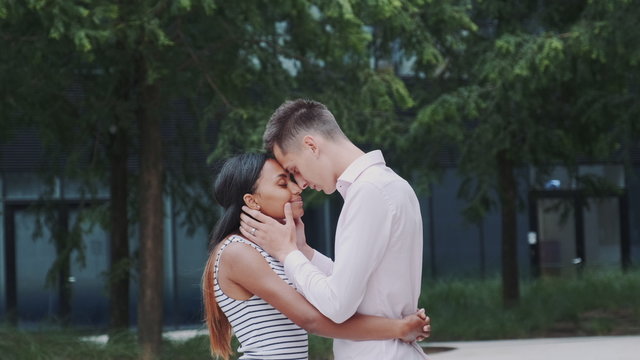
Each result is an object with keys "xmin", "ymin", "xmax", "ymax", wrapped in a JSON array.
[
  {"xmin": 218, "ymin": 235, "xmax": 267, "ymax": 262},
  {"xmin": 218, "ymin": 236, "xmax": 275, "ymax": 281}
]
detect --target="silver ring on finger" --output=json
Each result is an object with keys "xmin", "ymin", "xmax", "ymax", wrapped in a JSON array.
[{"xmin": 251, "ymin": 227, "xmax": 256, "ymax": 236}]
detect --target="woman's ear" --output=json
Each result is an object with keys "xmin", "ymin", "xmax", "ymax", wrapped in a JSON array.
[{"xmin": 243, "ymin": 193, "xmax": 261, "ymax": 210}]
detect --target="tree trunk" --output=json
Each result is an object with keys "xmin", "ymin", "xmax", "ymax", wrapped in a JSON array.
[
  {"xmin": 136, "ymin": 55, "xmax": 164, "ymax": 360},
  {"xmin": 108, "ymin": 124, "xmax": 130, "ymax": 334},
  {"xmin": 497, "ymin": 149, "xmax": 519, "ymax": 307}
]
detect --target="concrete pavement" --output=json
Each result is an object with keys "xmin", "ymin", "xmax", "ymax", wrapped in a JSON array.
[
  {"xmin": 85, "ymin": 330, "xmax": 639, "ymax": 360},
  {"xmin": 422, "ymin": 335, "xmax": 640, "ymax": 360}
]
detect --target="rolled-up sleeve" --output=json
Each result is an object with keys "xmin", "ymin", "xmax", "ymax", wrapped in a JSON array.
[{"xmin": 284, "ymin": 181, "xmax": 394, "ymax": 323}]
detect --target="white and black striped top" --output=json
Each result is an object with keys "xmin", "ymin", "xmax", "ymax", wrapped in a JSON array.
[{"xmin": 214, "ymin": 235, "xmax": 309, "ymax": 360}]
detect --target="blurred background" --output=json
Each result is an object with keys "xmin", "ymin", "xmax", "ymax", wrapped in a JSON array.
[{"xmin": 0, "ymin": 0, "xmax": 639, "ymax": 359}]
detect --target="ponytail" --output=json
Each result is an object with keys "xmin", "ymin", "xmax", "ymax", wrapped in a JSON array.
[{"xmin": 202, "ymin": 250, "xmax": 232, "ymax": 359}]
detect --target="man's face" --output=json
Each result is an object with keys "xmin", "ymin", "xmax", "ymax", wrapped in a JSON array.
[{"xmin": 273, "ymin": 143, "xmax": 337, "ymax": 195}]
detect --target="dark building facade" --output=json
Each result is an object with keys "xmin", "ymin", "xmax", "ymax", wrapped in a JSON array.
[{"xmin": 1, "ymin": 131, "xmax": 639, "ymax": 328}]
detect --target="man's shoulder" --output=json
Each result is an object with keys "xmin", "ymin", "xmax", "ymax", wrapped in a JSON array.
[
  {"xmin": 355, "ymin": 164, "xmax": 411, "ymax": 192},
  {"xmin": 357, "ymin": 162, "xmax": 403, "ymax": 182},
  {"xmin": 347, "ymin": 166, "xmax": 417, "ymax": 208}
]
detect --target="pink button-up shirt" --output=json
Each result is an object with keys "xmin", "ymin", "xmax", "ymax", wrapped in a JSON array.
[{"xmin": 284, "ymin": 150, "xmax": 427, "ymax": 359}]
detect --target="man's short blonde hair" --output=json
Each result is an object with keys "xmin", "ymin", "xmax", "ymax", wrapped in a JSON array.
[{"xmin": 263, "ymin": 99, "xmax": 346, "ymax": 154}]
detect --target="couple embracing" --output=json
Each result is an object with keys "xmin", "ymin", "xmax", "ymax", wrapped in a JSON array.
[{"xmin": 202, "ymin": 99, "xmax": 431, "ymax": 360}]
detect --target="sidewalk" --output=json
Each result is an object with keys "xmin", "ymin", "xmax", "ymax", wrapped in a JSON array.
[
  {"xmin": 85, "ymin": 330, "xmax": 639, "ymax": 360},
  {"xmin": 83, "ymin": 327, "xmax": 209, "ymax": 344},
  {"xmin": 422, "ymin": 335, "xmax": 640, "ymax": 360}
]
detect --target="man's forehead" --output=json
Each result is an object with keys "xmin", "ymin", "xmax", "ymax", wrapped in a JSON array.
[
  {"xmin": 280, "ymin": 158, "xmax": 295, "ymax": 172},
  {"xmin": 273, "ymin": 146, "xmax": 295, "ymax": 168}
]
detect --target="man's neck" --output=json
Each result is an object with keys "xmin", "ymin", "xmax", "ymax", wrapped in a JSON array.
[{"xmin": 326, "ymin": 140, "xmax": 365, "ymax": 178}]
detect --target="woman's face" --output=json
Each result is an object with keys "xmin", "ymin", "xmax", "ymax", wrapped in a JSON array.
[{"xmin": 249, "ymin": 159, "xmax": 304, "ymax": 219}]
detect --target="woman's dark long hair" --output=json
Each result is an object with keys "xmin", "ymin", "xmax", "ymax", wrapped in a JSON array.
[
  {"xmin": 202, "ymin": 153, "xmax": 268, "ymax": 360},
  {"xmin": 209, "ymin": 153, "xmax": 268, "ymax": 247}
]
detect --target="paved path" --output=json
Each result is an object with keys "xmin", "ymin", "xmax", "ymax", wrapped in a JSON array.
[
  {"xmin": 422, "ymin": 335, "xmax": 640, "ymax": 360},
  {"xmin": 82, "ymin": 328, "xmax": 209, "ymax": 344},
  {"xmin": 87, "ymin": 330, "xmax": 639, "ymax": 360}
]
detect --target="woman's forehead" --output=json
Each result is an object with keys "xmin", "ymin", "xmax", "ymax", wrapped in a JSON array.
[{"xmin": 261, "ymin": 159, "xmax": 287, "ymax": 179}]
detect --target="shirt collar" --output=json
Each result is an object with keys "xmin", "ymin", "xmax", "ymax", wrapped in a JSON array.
[{"xmin": 336, "ymin": 150, "xmax": 385, "ymax": 198}]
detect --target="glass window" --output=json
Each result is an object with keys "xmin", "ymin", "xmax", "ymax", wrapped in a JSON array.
[
  {"xmin": 4, "ymin": 173, "xmax": 57, "ymax": 200},
  {"xmin": 530, "ymin": 166, "xmax": 575, "ymax": 190},
  {"xmin": 578, "ymin": 165, "xmax": 625, "ymax": 188}
]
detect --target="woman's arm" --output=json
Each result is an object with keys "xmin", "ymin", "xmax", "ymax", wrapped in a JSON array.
[{"xmin": 220, "ymin": 241, "xmax": 430, "ymax": 341}]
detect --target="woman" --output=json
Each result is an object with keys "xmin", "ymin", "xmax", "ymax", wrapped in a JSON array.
[{"xmin": 202, "ymin": 153, "xmax": 429, "ymax": 360}]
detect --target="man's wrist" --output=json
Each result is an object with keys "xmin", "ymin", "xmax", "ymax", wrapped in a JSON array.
[
  {"xmin": 296, "ymin": 238, "xmax": 307, "ymax": 248},
  {"xmin": 298, "ymin": 243, "xmax": 314, "ymax": 260},
  {"xmin": 277, "ymin": 246, "xmax": 298, "ymax": 262}
]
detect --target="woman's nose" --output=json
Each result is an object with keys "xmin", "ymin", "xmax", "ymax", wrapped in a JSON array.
[{"xmin": 290, "ymin": 181, "xmax": 302, "ymax": 194}]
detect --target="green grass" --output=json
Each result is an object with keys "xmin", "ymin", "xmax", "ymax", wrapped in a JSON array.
[
  {"xmin": 0, "ymin": 329, "xmax": 139, "ymax": 360},
  {"xmin": 0, "ymin": 329, "xmax": 334, "ymax": 360},
  {"xmin": 1, "ymin": 269, "xmax": 638, "ymax": 359},
  {"xmin": 420, "ymin": 268, "xmax": 640, "ymax": 341}
]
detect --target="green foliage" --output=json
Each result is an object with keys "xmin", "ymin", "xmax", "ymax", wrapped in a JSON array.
[
  {"xmin": 1, "ymin": 270, "xmax": 638, "ymax": 358},
  {"xmin": 420, "ymin": 269, "xmax": 640, "ymax": 340},
  {"xmin": 0, "ymin": 328, "xmax": 139, "ymax": 360},
  {"xmin": 403, "ymin": 0, "xmax": 640, "ymax": 202},
  {"xmin": 397, "ymin": 3, "xmax": 640, "ymax": 306},
  {"xmin": 0, "ymin": 0, "xmax": 476, "ymax": 205},
  {"xmin": 0, "ymin": 330, "xmax": 334, "ymax": 360},
  {"xmin": 4, "ymin": 0, "xmax": 639, "ymax": 341},
  {"xmin": 0, "ymin": 2, "xmax": 476, "ymax": 341},
  {"xmin": 308, "ymin": 334, "xmax": 334, "ymax": 360}
]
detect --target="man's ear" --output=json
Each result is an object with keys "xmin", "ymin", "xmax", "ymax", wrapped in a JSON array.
[
  {"xmin": 243, "ymin": 194, "xmax": 261, "ymax": 210},
  {"xmin": 302, "ymin": 135, "xmax": 319, "ymax": 155}
]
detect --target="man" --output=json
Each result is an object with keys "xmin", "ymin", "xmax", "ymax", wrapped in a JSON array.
[{"xmin": 240, "ymin": 99, "xmax": 429, "ymax": 359}]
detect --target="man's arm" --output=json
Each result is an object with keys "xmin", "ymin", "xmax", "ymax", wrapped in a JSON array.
[
  {"xmin": 241, "ymin": 182, "xmax": 394, "ymax": 323},
  {"xmin": 220, "ymin": 240, "xmax": 430, "ymax": 342},
  {"xmin": 310, "ymin": 249, "xmax": 334, "ymax": 276}
]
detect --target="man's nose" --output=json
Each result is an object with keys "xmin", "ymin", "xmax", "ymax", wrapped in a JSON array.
[{"xmin": 294, "ymin": 174, "xmax": 308, "ymax": 189}]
